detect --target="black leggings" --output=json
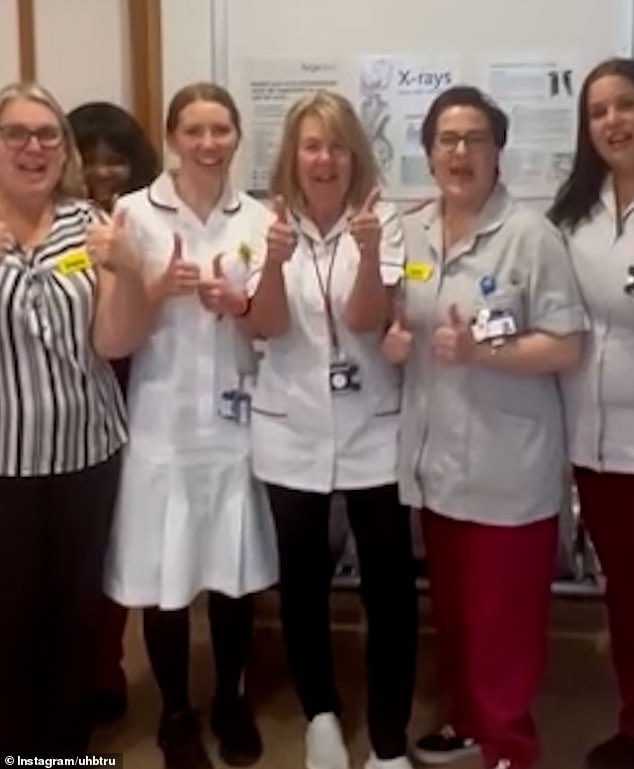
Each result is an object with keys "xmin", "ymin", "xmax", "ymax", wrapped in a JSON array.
[
  {"xmin": 267, "ymin": 483, "xmax": 418, "ymax": 760},
  {"xmin": 143, "ymin": 592, "xmax": 254, "ymax": 716},
  {"xmin": 0, "ymin": 453, "xmax": 121, "ymax": 754}
]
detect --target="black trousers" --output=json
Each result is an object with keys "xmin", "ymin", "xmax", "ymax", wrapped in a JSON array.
[
  {"xmin": 0, "ymin": 453, "xmax": 121, "ymax": 754},
  {"xmin": 266, "ymin": 483, "xmax": 418, "ymax": 759}
]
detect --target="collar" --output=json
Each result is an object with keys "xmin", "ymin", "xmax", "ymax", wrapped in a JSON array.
[
  {"xmin": 291, "ymin": 205, "xmax": 354, "ymax": 244},
  {"xmin": 599, "ymin": 174, "xmax": 634, "ymax": 221},
  {"xmin": 146, "ymin": 171, "xmax": 242, "ymax": 215},
  {"xmin": 422, "ymin": 182, "xmax": 514, "ymax": 260}
]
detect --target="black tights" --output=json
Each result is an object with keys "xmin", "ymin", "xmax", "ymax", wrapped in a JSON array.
[{"xmin": 143, "ymin": 592, "xmax": 254, "ymax": 715}]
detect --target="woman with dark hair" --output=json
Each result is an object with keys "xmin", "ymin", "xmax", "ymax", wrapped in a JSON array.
[
  {"xmin": 67, "ymin": 102, "xmax": 160, "ymax": 725},
  {"xmin": 550, "ymin": 57, "xmax": 634, "ymax": 769},
  {"xmin": 384, "ymin": 85, "xmax": 586, "ymax": 769},
  {"xmin": 68, "ymin": 101, "xmax": 160, "ymax": 214}
]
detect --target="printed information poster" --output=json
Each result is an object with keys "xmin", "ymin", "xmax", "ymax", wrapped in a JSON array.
[
  {"xmin": 483, "ymin": 53, "xmax": 581, "ymax": 197},
  {"xmin": 357, "ymin": 55, "xmax": 462, "ymax": 197},
  {"xmin": 236, "ymin": 59, "xmax": 344, "ymax": 193}
]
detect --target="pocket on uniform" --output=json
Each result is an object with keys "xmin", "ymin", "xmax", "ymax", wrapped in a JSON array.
[{"xmin": 484, "ymin": 285, "xmax": 526, "ymax": 333}]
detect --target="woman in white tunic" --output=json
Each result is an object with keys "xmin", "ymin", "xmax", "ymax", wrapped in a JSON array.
[
  {"xmin": 246, "ymin": 91, "xmax": 417, "ymax": 769},
  {"xmin": 104, "ymin": 83, "xmax": 277, "ymax": 769}
]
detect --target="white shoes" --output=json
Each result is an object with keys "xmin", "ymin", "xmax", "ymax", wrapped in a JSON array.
[
  {"xmin": 305, "ymin": 712, "xmax": 350, "ymax": 769},
  {"xmin": 364, "ymin": 753, "xmax": 414, "ymax": 769}
]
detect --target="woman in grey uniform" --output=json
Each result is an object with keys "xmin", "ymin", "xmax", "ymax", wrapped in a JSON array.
[
  {"xmin": 550, "ymin": 57, "xmax": 634, "ymax": 769},
  {"xmin": 387, "ymin": 86, "xmax": 586, "ymax": 769}
]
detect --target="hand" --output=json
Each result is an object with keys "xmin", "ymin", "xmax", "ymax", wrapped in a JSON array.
[
  {"xmin": 154, "ymin": 233, "xmax": 201, "ymax": 300},
  {"xmin": 381, "ymin": 304, "xmax": 413, "ymax": 364},
  {"xmin": 198, "ymin": 253, "xmax": 249, "ymax": 317},
  {"xmin": 431, "ymin": 304, "xmax": 475, "ymax": 365},
  {"xmin": 349, "ymin": 187, "xmax": 381, "ymax": 258},
  {"xmin": 266, "ymin": 195, "xmax": 297, "ymax": 265},
  {"xmin": 85, "ymin": 209, "xmax": 139, "ymax": 273}
]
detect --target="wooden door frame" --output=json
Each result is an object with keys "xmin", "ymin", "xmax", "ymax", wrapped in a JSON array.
[
  {"xmin": 16, "ymin": 0, "xmax": 36, "ymax": 81},
  {"xmin": 127, "ymin": 0, "xmax": 164, "ymax": 155}
]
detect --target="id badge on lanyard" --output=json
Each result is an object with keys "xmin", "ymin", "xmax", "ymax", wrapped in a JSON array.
[
  {"xmin": 217, "ymin": 375, "xmax": 252, "ymax": 425},
  {"xmin": 308, "ymin": 235, "xmax": 362, "ymax": 394}
]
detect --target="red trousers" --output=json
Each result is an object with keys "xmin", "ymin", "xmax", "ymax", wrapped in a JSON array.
[
  {"xmin": 91, "ymin": 596, "xmax": 127, "ymax": 694},
  {"xmin": 421, "ymin": 509, "xmax": 557, "ymax": 769},
  {"xmin": 575, "ymin": 466, "xmax": 634, "ymax": 738}
]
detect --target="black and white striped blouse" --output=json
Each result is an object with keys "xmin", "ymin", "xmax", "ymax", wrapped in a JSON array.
[{"xmin": 0, "ymin": 199, "xmax": 127, "ymax": 477}]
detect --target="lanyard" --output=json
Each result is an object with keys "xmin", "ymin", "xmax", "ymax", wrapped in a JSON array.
[{"xmin": 307, "ymin": 234, "xmax": 342, "ymax": 356}]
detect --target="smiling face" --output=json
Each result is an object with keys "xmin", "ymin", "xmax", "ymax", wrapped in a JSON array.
[
  {"xmin": 167, "ymin": 98, "xmax": 239, "ymax": 184},
  {"xmin": 295, "ymin": 114, "xmax": 353, "ymax": 220},
  {"xmin": 429, "ymin": 105, "xmax": 499, "ymax": 209},
  {"xmin": 587, "ymin": 74, "xmax": 634, "ymax": 176},
  {"xmin": 0, "ymin": 96, "xmax": 67, "ymax": 204}
]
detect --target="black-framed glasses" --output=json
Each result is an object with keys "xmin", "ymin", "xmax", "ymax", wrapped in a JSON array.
[
  {"xmin": 436, "ymin": 130, "xmax": 492, "ymax": 152},
  {"xmin": 0, "ymin": 123, "xmax": 64, "ymax": 150}
]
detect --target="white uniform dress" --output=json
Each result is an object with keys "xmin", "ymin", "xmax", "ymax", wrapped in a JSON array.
[{"xmin": 104, "ymin": 172, "xmax": 278, "ymax": 609}]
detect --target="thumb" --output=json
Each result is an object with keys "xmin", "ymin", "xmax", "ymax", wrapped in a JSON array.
[
  {"xmin": 448, "ymin": 303, "xmax": 463, "ymax": 327},
  {"xmin": 272, "ymin": 195, "xmax": 287, "ymax": 223},
  {"xmin": 393, "ymin": 301, "xmax": 408, "ymax": 331},
  {"xmin": 113, "ymin": 207, "xmax": 127, "ymax": 229},
  {"xmin": 361, "ymin": 186, "xmax": 381, "ymax": 213},
  {"xmin": 212, "ymin": 252, "xmax": 225, "ymax": 279},
  {"xmin": 170, "ymin": 233, "xmax": 183, "ymax": 262}
]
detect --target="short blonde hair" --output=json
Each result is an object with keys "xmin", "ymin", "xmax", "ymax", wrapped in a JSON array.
[
  {"xmin": 0, "ymin": 81, "xmax": 85, "ymax": 200},
  {"xmin": 270, "ymin": 90, "xmax": 379, "ymax": 211}
]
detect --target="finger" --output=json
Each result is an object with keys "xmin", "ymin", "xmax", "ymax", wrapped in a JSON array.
[
  {"xmin": 393, "ymin": 300, "xmax": 408, "ymax": 330},
  {"xmin": 361, "ymin": 186, "xmax": 381, "ymax": 214},
  {"xmin": 272, "ymin": 195, "xmax": 288, "ymax": 223},
  {"xmin": 448, "ymin": 303, "xmax": 463, "ymax": 327},
  {"xmin": 212, "ymin": 252, "xmax": 225, "ymax": 280},
  {"xmin": 113, "ymin": 207, "xmax": 127, "ymax": 229},
  {"xmin": 171, "ymin": 233, "xmax": 183, "ymax": 263}
]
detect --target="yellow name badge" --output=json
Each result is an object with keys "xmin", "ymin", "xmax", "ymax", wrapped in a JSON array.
[
  {"xmin": 405, "ymin": 261, "xmax": 433, "ymax": 282},
  {"xmin": 57, "ymin": 250, "xmax": 92, "ymax": 276}
]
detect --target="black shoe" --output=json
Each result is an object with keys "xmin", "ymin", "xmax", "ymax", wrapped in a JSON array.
[
  {"xmin": 210, "ymin": 696, "xmax": 262, "ymax": 767},
  {"xmin": 158, "ymin": 710, "xmax": 214, "ymax": 769},
  {"xmin": 585, "ymin": 733, "xmax": 634, "ymax": 769},
  {"xmin": 87, "ymin": 689, "xmax": 128, "ymax": 726},
  {"xmin": 412, "ymin": 724, "xmax": 479, "ymax": 765}
]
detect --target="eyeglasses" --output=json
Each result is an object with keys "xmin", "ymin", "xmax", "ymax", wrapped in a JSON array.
[
  {"xmin": 0, "ymin": 123, "xmax": 64, "ymax": 150},
  {"xmin": 435, "ymin": 131, "xmax": 492, "ymax": 152}
]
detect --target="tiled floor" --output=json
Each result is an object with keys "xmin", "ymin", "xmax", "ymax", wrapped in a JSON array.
[{"xmin": 92, "ymin": 592, "xmax": 616, "ymax": 769}]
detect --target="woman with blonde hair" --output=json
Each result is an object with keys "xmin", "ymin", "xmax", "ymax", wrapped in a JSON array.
[
  {"xmin": 246, "ymin": 90, "xmax": 417, "ymax": 769},
  {"xmin": 0, "ymin": 81, "xmax": 149, "ymax": 753}
]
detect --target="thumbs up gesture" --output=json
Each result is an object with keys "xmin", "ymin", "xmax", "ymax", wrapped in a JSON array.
[
  {"xmin": 381, "ymin": 303, "xmax": 413, "ymax": 364},
  {"xmin": 86, "ymin": 208, "xmax": 138, "ymax": 273},
  {"xmin": 349, "ymin": 186, "xmax": 381, "ymax": 258},
  {"xmin": 266, "ymin": 195, "xmax": 297, "ymax": 266},
  {"xmin": 431, "ymin": 303, "xmax": 475, "ymax": 365},
  {"xmin": 198, "ymin": 253, "xmax": 249, "ymax": 317},
  {"xmin": 155, "ymin": 233, "xmax": 201, "ymax": 300}
]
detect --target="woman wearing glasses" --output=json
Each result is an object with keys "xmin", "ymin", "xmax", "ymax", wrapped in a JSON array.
[
  {"xmin": 384, "ymin": 86, "xmax": 586, "ymax": 769},
  {"xmin": 0, "ymin": 82, "xmax": 149, "ymax": 753}
]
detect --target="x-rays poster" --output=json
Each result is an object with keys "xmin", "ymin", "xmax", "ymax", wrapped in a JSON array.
[
  {"xmin": 358, "ymin": 55, "xmax": 462, "ymax": 198},
  {"xmin": 483, "ymin": 54, "xmax": 581, "ymax": 198}
]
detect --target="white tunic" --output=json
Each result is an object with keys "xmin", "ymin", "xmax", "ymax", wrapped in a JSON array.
[
  {"xmin": 104, "ymin": 173, "xmax": 278, "ymax": 609},
  {"xmin": 247, "ymin": 203, "xmax": 405, "ymax": 492}
]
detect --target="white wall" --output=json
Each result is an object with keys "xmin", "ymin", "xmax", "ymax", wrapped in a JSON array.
[
  {"xmin": 160, "ymin": 0, "xmax": 213, "ymax": 109},
  {"xmin": 32, "ymin": 0, "xmax": 131, "ymax": 111},
  {"xmin": 0, "ymin": 0, "xmax": 20, "ymax": 85}
]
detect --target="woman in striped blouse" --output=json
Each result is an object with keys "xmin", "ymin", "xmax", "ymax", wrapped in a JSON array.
[{"xmin": 0, "ymin": 82, "xmax": 149, "ymax": 754}]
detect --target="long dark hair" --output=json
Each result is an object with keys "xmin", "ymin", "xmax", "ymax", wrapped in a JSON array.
[
  {"xmin": 549, "ymin": 58, "xmax": 634, "ymax": 229},
  {"xmin": 67, "ymin": 101, "xmax": 160, "ymax": 195}
]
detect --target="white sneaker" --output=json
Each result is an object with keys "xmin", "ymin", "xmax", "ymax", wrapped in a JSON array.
[
  {"xmin": 364, "ymin": 752, "xmax": 414, "ymax": 769},
  {"xmin": 305, "ymin": 712, "xmax": 350, "ymax": 769}
]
